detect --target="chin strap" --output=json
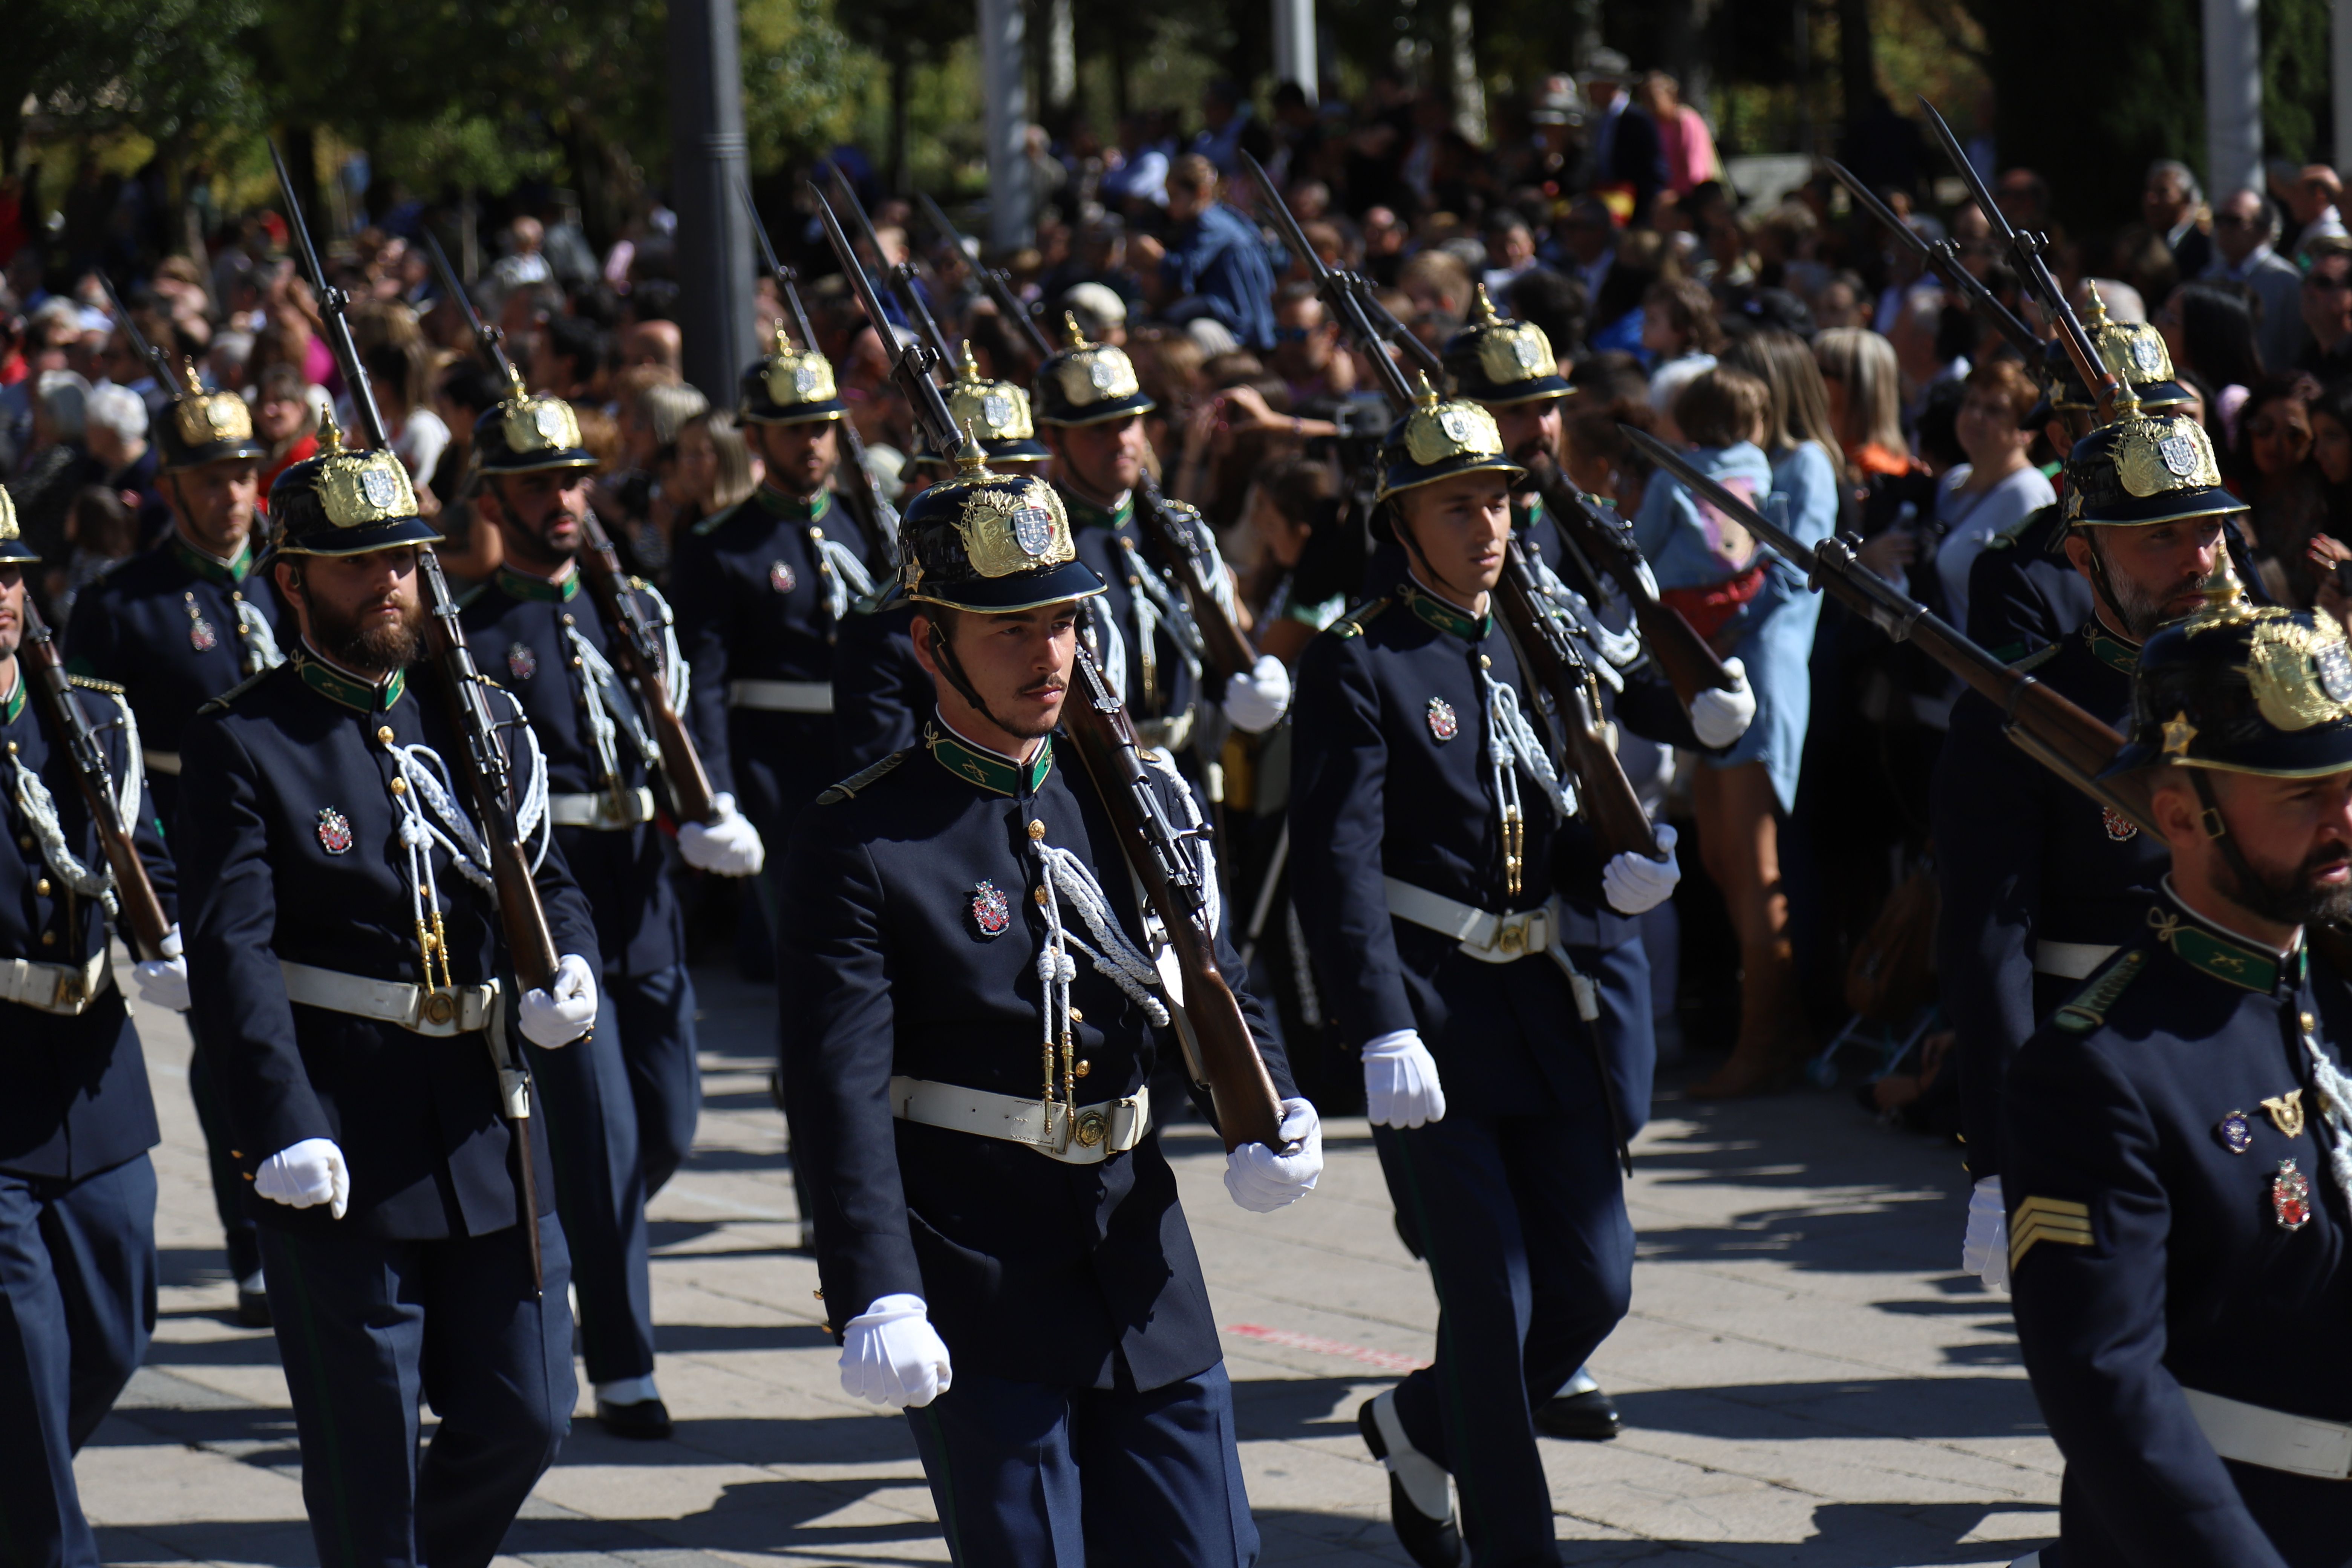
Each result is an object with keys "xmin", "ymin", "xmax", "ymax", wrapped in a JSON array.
[
  {"xmin": 926, "ymin": 618, "xmax": 1002, "ymax": 732},
  {"xmin": 2188, "ymin": 767, "xmax": 2266, "ymax": 894},
  {"xmin": 1387, "ymin": 500, "xmax": 1479, "ymax": 605}
]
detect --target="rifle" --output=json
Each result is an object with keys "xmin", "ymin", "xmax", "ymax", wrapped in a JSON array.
[
  {"xmin": 1133, "ymin": 473, "xmax": 1258, "ymax": 687},
  {"xmin": 1824, "ymin": 159, "xmax": 2041, "ymax": 361},
  {"xmin": 421, "ymin": 233, "xmax": 719, "ymax": 826},
  {"xmin": 1250, "ymin": 158, "xmax": 1663, "ymax": 860},
  {"xmin": 919, "ymin": 192, "xmax": 1054, "ymax": 368},
  {"xmin": 831, "ymin": 166, "xmax": 956, "ymax": 367},
  {"xmin": 273, "ymin": 141, "xmax": 552, "ymax": 1292},
  {"xmin": 97, "ymin": 274, "xmax": 182, "ymax": 392},
  {"xmin": 1918, "ymin": 97, "xmax": 2118, "ymax": 419},
  {"xmin": 812, "ymin": 184, "xmax": 961, "ymax": 458},
  {"xmin": 1060, "ymin": 645, "xmax": 1284, "ymax": 1152},
  {"xmin": 18, "ymin": 598, "xmax": 173, "ymax": 963},
  {"xmin": 1521, "ymin": 458, "xmax": 1737, "ymax": 708},
  {"xmin": 1620, "ymin": 424, "xmax": 2153, "ymax": 833},
  {"xmin": 740, "ymin": 179, "xmax": 901, "ymax": 569}
]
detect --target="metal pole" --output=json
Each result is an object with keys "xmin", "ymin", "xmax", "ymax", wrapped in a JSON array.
[
  {"xmin": 2335, "ymin": 0, "xmax": 2352, "ymax": 175},
  {"xmin": 2204, "ymin": 0, "xmax": 2264, "ymax": 203},
  {"xmin": 1273, "ymin": 0, "xmax": 1317, "ymax": 103},
  {"xmin": 1448, "ymin": 1, "xmax": 1485, "ymax": 144},
  {"xmin": 667, "ymin": 0, "xmax": 758, "ymax": 401},
  {"xmin": 979, "ymin": 0, "xmax": 1033, "ymax": 252},
  {"xmin": 1046, "ymin": 0, "xmax": 1076, "ymax": 118}
]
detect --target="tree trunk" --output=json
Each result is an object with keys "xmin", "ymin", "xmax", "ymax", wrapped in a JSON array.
[
  {"xmin": 283, "ymin": 126, "xmax": 322, "ymax": 245},
  {"xmin": 1838, "ymin": 0, "xmax": 1874, "ymax": 133},
  {"xmin": 890, "ymin": 46, "xmax": 912, "ymax": 195}
]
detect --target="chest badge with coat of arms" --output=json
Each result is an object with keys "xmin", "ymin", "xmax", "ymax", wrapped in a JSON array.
[
  {"xmin": 2102, "ymin": 805, "xmax": 2138, "ymax": 841},
  {"xmin": 969, "ymin": 880, "xmax": 1011, "ymax": 938},
  {"xmin": 507, "ymin": 642, "xmax": 538, "ymax": 682},
  {"xmin": 315, "ymin": 808, "xmax": 354, "ymax": 855},
  {"xmin": 770, "ymin": 560, "xmax": 797, "ymax": 594},
  {"xmin": 1427, "ymin": 697, "xmax": 1459, "ymax": 742}
]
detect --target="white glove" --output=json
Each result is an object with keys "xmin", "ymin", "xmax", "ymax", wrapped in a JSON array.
[
  {"xmin": 678, "ymin": 791, "xmax": 767, "ymax": 877},
  {"xmin": 1602, "ymin": 822, "xmax": 1681, "ymax": 916},
  {"xmin": 1220, "ymin": 654, "xmax": 1292, "ymax": 733},
  {"xmin": 839, "ymin": 1292, "xmax": 954, "ymax": 1408},
  {"xmin": 255, "ymin": 1137, "xmax": 349, "ymax": 1220},
  {"xmin": 1962, "ymin": 1176, "xmax": 2010, "ymax": 1293},
  {"xmin": 1689, "ymin": 657, "xmax": 1756, "ymax": 749},
  {"xmin": 1223, "ymin": 1098, "xmax": 1323, "ymax": 1211},
  {"xmin": 519, "ymin": 954, "xmax": 599, "ymax": 1048},
  {"xmin": 133, "ymin": 924, "xmax": 190, "ymax": 1012},
  {"xmin": 1362, "ymin": 1029, "xmax": 1447, "ymax": 1128}
]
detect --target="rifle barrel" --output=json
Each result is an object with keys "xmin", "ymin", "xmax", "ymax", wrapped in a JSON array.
[
  {"xmin": 1824, "ymin": 159, "xmax": 2040, "ymax": 360},
  {"xmin": 812, "ymin": 185, "xmax": 959, "ymax": 454}
]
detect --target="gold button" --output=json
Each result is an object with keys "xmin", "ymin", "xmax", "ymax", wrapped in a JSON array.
[
  {"xmin": 34, "ymin": 879, "xmax": 49, "ymax": 897},
  {"xmin": 561, "ymin": 614, "xmax": 575, "ymax": 627},
  {"xmin": 1069, "ymin": 1007, "xmax": 1083, "ymax": 1023},
  {"xmin": 243, "ymin": 1171, "xmax": 254, "ymax": 1182},
  {"xmin": 377, "ymin": 726, "xmax": 396, "ymax": 744},
  {"xmin": 2303, "ymin": 1011, "xmax": 2317, "ymax": 1031},
  {"xmin": 17, "ymin": 836, "xmax": 30, "ymax": 851},
  {"xmin": 236, "ymin": 623, "xmax": 248, "ymax": 636},
  {"xmin": 812, "ymin": 1288, "xmax": 824, "ymax": 1301},
  {"xmin": 1479, "ymin": 654, "xmax": 1492, "ymax": 669},
  {"xmin": 230, "ymin": 1151, "xmax": 242, "ymax": 1160},
  {"xmin": 41, "ymin": 931, "xmax": 56, "ymax": 946},
  {"xmin": 390, "ymin": 778, "xmax": 408, "ymax": 795},
  {"xmin": 1034, "ymin": 885, "xmax": 1049, "ymax": 906},
  {"xmin": 1074, "ymin": 1060, "xmax": 1091, "ymax": 1079},
  {"xmin": 5, "ymin": 742, "xmax": 15, "ymax": 755},
  {"xmin": 809, "ymin": 526, "xmax": 825, "ymax": 541},
  {"xmin": 1028, "ymin": 820, "xmax": 1047, "ymax": 840}
]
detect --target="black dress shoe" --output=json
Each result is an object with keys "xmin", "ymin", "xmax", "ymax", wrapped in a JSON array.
[
  {"xmin": 1535, "ymin": 1386, "xmax": 1622, "ymax": 1441},
  {"xmin": 236, "ymin": 1285, "xmax": 270, "ymax": 1329},
  {"xmin": 594, "ymin": 1396, "xmax": 674, "ymax": 1439},
  {"xmin": 1358, "ymin": 1395, "xmax": 1462, "ymax": 1568}
]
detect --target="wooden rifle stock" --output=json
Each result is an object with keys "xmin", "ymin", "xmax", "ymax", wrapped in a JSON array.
[
  {"xmin": 1132, "ymin": 475, "xmax": 1259, "ymax": 686},
  {"xmin": 1493, "ymin": 544, "xmax": 1662, "ymax": 862},
  {"xmin": 20, "ymin": 601, "xmax": 172, "ymax": 960},
  {"xmin": 1524, "ymin": 458, "xmax": 1736, "ymax": 709},
  {"xmin": 1060, "ymin": 649, "xmax": 1283, "ymax": 1152},
  {"xmin": 575, "ymin": 515, "xmax": 717, "ymax": 825}
]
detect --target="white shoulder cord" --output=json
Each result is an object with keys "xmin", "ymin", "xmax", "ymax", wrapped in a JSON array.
[
  {"xmin": 811, "ymin": 528, "xmax": 875, "ymax": 623},
  {"xmin": 6, "ymin": 688, "xmax": 147, "ymax": 919},
  {"xmin": 637, "ymin": 581, "xmax": 691, "ymax": 712},
  {"xmin": 1138, "ymin": 747, "xmax": 1220, "ymax": 937},
  {"xmin": 1083, "ymin": 597, "xmax": 1130, "ymax": 707},
  {"xmin": 235, "ymin": 599, "xmax": 286, "ymax": 673},
  {"xmin": 1121, "ymin": 539, "xmax": 1204, "ymax": 680},
  {"xmin": 1482, "ymin": 670, "xmax": 1579, "ymax": 822},
  {"xmin": 1533, "ymin": 555, "xmax": 1643, "ymax": 678},
  {"xmin": 2296, "ymin": 1013, "xmax": 2352, "ymax": 1205},
  {"xmin": 564, "ymin": 625, "xmax": 659, "ymax": 779},
  {"xmin": 1030, "ymin": 837, "xmax": 1171, "ymax": 1032}
]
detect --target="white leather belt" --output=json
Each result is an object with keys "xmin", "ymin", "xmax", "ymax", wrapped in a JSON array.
[
  {"xmin": 2034, "ymin": 940, "xmax": 2119, "ymax": 980},
  {"xmin": 2185, "ymin": 1386, "xmax": 2352, "ymax": 1479},
  {"xmin": 547, "ymin": 787, "xmax": 656, "ymax": 830},
  {"xmin": 279, "ymin": 960, "xmax": 500, "ymax": 1037},
  {"xmin": 888, "ymin": 1075, "xmax": 1151, "ymax": 1165},
  {"xmin": 1385, "ymin": 877, "xmax": 1555, "ymax": 962},
  {"xmin": 142, "ymin": 749, "xmax": 182, "ymax": 776},
  {"xmin": 728, "ymin": 678, "xmax": 833, "ymax": 713},
  {"xmin": 0, "ymin": 951, "xmax": 112, "ymax": 1015}
]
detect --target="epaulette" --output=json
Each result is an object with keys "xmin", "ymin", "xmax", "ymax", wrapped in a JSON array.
[
  {"xmin": 692, "ymin": 496, "xmax": 749, "ymax": 537},
  {"xmin": 66, "ymin": 674, "xmax": 126, "ymax": 695},
  {"xmin": 816, "ymin": 749, "xmax": 907, "ymax": 805},
  {"xmin": 2008, "ymin": 642, "xmax": 2061, "ymax": 674},
  {"xmin": 452, "ymin": 579, "xmax": 490, "ymax": 611},
  {"xmin": 198, "ymin": 667, "xmax": 275, "ymax": 715},
  {"xmin": 2053, "ymin": 948, "xmax": 2148, "ymax": 1033},
  {"xmin": 1326, "ymin": 597, "xmax": 1393, "ymax": 641}
]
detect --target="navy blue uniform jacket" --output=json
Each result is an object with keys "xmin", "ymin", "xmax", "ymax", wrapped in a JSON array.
[
  {"xmin": 671, "ymin": 485, "xmax": 884, "ymax": 830},
  {"xmin": 1932, "ymin": 623, "xmax": 2167, "ymax": 1181},
  {"xmin": 832, "ymin": 597, "xmax": 928, "ymax": 772},
  {"xmin": 1288, "ymin": 584, "xmax": 1629, "ymax": 1128},
  {"xmin": 178, "ymin": 656, "xmax": 600, "ymax": 1240},
  {"xmin": 2004, "ymin": 894, "xmax": 2352, "ymax": 1568},
  {"xmin": 0, "ymin": 677, "xmax": 166, "ymax": 1180},
  {"xmin": 458, "ymin": 568, "xmax": 684, "ymax": 976},
  {"xmin": 777, "ymin": 728, "xmax": 1293, "ymax": 1392}
]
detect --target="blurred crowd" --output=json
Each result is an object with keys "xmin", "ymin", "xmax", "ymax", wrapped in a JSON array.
[{"xmin": 10, "ymin": 45, "xmax": 2345, "ymax": 1113}]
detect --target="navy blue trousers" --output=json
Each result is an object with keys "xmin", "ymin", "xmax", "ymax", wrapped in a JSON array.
[
  {"xmin": 1374, "ymin": 1096, "xmax": 1634, "ymax": 1568},
  {"xmin": 259, "ymin": 1210, "xmax": 576, "ymax": 1568},
  {"xmin": 610, "ymin": 963, "xmax": 700, "ymax": 1200},
  {"xmin": 906, "ymin": 1360, "xmax": 1259, "ymax": 1568},
  {"xmin": 0, "ymin": 1154, "xmax": 156, "ymax": 1568},
  {"xmin": 187, "ymin": 1023, "xmax": 262, "ymax": 1282}
]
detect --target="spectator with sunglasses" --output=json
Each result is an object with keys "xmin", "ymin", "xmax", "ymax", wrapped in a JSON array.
[{"xmin": 2297, "ymin": 234, "xmax": 2352, "ymax": 384}]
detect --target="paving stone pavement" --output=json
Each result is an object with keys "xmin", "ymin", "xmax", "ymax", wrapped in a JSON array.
[{"xmin": 87, "ymin": 960, "xmax": 2056, "ymax": 1567}]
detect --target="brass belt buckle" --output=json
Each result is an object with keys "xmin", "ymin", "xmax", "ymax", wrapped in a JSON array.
[
  {"xmin": 421, "ymin": 989, "xmax": 458, "ymax": 1026},
  {"xmin": 1074, "ymin": 1108, "xmax": 1108, "ymax": 1149},
  {"xmin": 1496, "ymin": 920, "xmax": 1527, "ymax": 958}
]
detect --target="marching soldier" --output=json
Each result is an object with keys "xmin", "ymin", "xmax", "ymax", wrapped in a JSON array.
[
  {"xmin": 1032, "ymin": 317, "xmax": 1292, "ymax": 760},
  {"xmin": 460, "ymin": 377, "xmax": 759, "ymax": 1439},
  {"xmin": 671, "ymin": 325, "xmax": 880, "ymax": 933},
  {"xmin": 778, "ymin": 436, "xmax": 1320, "ymax": 1564},
  {"xmin": 178, "ymin": 429, "xmax": 604, "ymax": 1566},
  {"xmin": 1289, "ymin": 387, "xmax": 1680, "ymax": 1568},
  {"xmin": 0, "ymin": 493, "xmax": 184, "ymax": 1566},
  {"xmin": 836, "ymin": 342, "xmax": 1052, "ymax": 772},
  {"xmin": 1936, "ymin": 384, "xmax": 2230, "ymax": 1289},
  {"xmin": 2001, "ymin": 586, "xmax": 2352, "ymax": 1566},
  {"xmin": 65, "ymin": 358, "xmax": 283, "ymax": 1326}
]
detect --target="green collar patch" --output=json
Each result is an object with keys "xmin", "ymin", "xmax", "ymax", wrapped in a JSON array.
[
  {"xmin": 927, "ymin": 723, "xmax": 1052, "ymax": 796},
  {"xmin": 2086, "ymin": 626, "xmax": 2139, "ymax": 675},
  {"xmin": 296, "ymin": 652, "xmax": 406, "ymax": 714},
  {"xmin": 1060, "ymin": 488, "xmax": 1135, "ymax": 533},
  {"xmin": 171, "ymin": 533, "xmax": 256, "ymax": 587},
  {"xmin": 2054, "ymin": 949, "xmax": 2147, "ymax": 1033},
  {"xmin": 755, "ymin": 486, "xmax": 833, "ymax": 525},
  {"xmin": 2148, "ymin": 902, "xmax": 2299, "ymax": 994},
  {"xmin": 0, "ymin": 672, "xmax": 23, "ymax": 726},
  {"xmin": 1401, "ymin": 580, "xmax": 1491, "ymax": 642},
  {"xmin": 496, "ymin": 566, "xmax": 581, "ymax": 604}
]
